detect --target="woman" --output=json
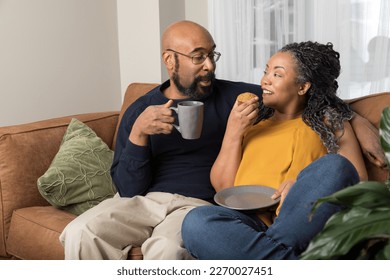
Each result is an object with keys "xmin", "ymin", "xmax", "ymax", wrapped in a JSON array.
[{"xmin": 181, "ymin": 41, "xmax": 367, "ymax": 259}]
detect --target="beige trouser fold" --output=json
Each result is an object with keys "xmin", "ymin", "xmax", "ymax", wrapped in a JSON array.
[{"xmin": 59, "ymin": 192, "xmax": 210, "ymax": 260}]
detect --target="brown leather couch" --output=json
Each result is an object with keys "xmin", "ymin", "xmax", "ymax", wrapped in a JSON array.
[{"xmin": 0, "ymin": 83, "xmax": 389, "ymax": 260}]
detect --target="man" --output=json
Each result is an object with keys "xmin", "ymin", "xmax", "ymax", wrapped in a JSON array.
[
  {"xmin": 60, "ymin": 20, "xmax": 260, "ymax": 260},
  {"xmin": 60, "ymin": 20, "xmax": 385, "ymax": 260}
]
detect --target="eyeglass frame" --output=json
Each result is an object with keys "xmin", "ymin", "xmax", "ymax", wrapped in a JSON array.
[{"xmin": 166, "ymin": 48, "xmax": 221, "ymax": 65}]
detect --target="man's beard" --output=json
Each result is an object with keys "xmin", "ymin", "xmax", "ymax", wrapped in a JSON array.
[{"xmin": 172, "ymin": 71, "xmax": 216, "ymax": 100}]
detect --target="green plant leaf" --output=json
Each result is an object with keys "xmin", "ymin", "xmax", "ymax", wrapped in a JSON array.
[
  {"xmin": 376, "ymin": 241, "xmax": 390, "ymax": 259},
  {"xmin": 311, "ymin": 181, "xmax": 390, "ymax": 213},
  {"xmin": 380, "ymin": 107, "xmax": 390, "ymax": 167},
  {"xmin": 301, "ymin": 207, "xmax": 390, "ymax": 259},
  {"xmin": 302, "ymin": 109, "xmax": 390, "ymax": 260}
]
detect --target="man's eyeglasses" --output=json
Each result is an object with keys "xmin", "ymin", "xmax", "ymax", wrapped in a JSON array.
[{"xmin": 166, "ymin": 49, "xmax": 221, "ymax": 65}]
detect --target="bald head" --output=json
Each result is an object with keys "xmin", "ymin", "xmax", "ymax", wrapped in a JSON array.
[
  {"xmin": 161, "ymin": 21, "xmax": 217, "ymax": 100},
  {"xmin": 162, "ymin": 21, "xmax": 215, "ymax": 53}
]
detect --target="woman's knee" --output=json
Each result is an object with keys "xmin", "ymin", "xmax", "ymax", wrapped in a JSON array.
[
  {"xmin": 182, "ymin": 206, "xmax": 212, "ymax": 236},
  {"xmin": 325, "ymin": 154, "xmax": 360, "ymax": 185},
  {"xmin": 182, "ymin": 206, "xmax": 225, "ymax": 249},
  {"xmin": 300, "ymin": 154, "xmax": 359, "ymax": 186}
]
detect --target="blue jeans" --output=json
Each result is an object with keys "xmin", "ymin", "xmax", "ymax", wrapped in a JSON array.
[{"xmin": 181, "ymin": 154, "xmax": 359, "ymax": 259}]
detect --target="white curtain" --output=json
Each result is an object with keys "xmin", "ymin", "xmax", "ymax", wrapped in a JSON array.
[
  {"xmin": 208, "ymin": 0, "xmax": 255, "ymax": 82},
  {"xmin": 208, "ymin": 0, "xmax": 390, "ymax": 99}
]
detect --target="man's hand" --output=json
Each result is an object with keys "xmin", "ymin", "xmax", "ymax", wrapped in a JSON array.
[
  {"xmin": 129, "ymin": 100, "xmax": 175, "ymax": 146},
  {"xmin": 350, "ymin": 113, "xmax": 387, "ymax": 168}
]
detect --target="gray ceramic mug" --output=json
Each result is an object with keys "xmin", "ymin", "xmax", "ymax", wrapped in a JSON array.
[{"xmin": 170, "ymin": 101, "xmax": 204, "ymax": 139}]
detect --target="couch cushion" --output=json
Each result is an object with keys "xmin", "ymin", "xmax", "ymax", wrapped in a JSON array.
[
  {"xmin": 37, "ymin": 119, "xmax": 117, "ymax": 215},
  {"xmin": 6, "ymin": 206, "xmax": 76, "ymax": 259},
  {"xmin": 6, "ymin": 206, "xmax": 143, "ymax": 260}
]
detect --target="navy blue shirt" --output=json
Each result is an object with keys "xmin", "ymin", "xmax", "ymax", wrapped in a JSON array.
[{"xmin": 111, "ymin": 79, "xmax": 262, "ymax": 201}]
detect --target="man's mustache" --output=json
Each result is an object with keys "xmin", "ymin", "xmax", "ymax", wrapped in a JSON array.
[{"xmin": 197, "ymin": 72, "xmax": 215, "ymax": 83}]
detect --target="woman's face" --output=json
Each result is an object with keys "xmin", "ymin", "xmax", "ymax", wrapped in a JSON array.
[{"xmin": 260, "ymin": 51, "xmax": 306, "ymax": 117}]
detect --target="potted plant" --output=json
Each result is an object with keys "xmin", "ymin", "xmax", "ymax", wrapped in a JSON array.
[{"xmin": 301, "ymin": 108, "xmax": 390, "ymax": 260}]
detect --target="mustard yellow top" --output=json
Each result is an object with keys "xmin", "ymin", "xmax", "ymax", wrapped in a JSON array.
[{"xmin": 234, "ymin": 118, "xmax": 327, "ymax": 189}]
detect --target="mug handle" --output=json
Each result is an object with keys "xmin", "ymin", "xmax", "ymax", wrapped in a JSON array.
[{"xmin": 169, "ymin": 106, "xmax": 181, "ymax": 133}]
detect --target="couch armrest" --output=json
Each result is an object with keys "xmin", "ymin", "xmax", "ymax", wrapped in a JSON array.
[{"xmin": 0, "ymin": 111, "xmax": 119, "ymax": 257}]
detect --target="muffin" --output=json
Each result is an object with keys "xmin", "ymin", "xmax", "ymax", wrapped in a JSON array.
[{"xmin": 236, "ymin": 92, "xmax": 258, "ymax": 105}]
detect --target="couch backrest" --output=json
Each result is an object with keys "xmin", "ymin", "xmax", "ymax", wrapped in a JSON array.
[
  {"xmin": 112, "ymin": 83, "xmax": 159, "ymax": 148},
  {"xmin": 349, "ymin": 92, "xmax": 390, "ymax": 128}
]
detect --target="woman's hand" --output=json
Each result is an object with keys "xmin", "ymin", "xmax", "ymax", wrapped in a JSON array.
[
  {"xmin": 271, "ymin": 180, "xmax": 296, "ymax": 206},
  {"xmin": 225, "ymin": 96, "xmax": 260, "ymax": 139}
]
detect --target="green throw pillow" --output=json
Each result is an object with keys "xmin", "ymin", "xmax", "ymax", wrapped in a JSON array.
[{"xmin": 37, "ymin": 118, "xmax": 117, "ymax": 215}]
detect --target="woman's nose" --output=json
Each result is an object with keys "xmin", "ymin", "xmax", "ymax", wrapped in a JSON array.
[{"xmin": 261, "ymin": 76, "xmax": 270, "ymax": 86}]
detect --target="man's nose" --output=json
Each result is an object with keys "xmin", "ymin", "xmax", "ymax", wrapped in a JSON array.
[{"xmin": 202, "ymin": 56, "xmax": 216, "ymax": 71}]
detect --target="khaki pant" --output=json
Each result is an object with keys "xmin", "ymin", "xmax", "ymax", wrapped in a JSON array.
[{"xmin": 59, "ymin": 192, "xmax": 211, "ymax": 260}]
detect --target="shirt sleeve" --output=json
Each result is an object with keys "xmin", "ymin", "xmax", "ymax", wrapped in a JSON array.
[{"xmin": 110, "ymin": 102, "xmax": 153, "ymax": 197}]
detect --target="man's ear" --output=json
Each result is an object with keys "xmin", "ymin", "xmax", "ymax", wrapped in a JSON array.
[
  {"xmin": 162, "ymin": 51, "xmax": 174, "ymax": 70},
  {"xmin": 298, "ymin": 82, "xmax": 311, "ymax": 95}
]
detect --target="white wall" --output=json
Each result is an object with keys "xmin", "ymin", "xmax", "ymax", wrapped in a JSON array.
[
  {"xmin": 0, "ymin": 0, "xmax": 121, "ymax": 126},
  {"xmin": 185, "ymin": 0, "xmax": 208, "ymax": 26},
  {"xmin": 0, "ymin": 0, "xmax": 208, "ymax": 127},
  {"xmin": 117, "ymin": 0, "xmax": 208, "ymax": 98},
  {"xmin": 116, "ymin": 0, "xmax": 161, "ymax": 95}
]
